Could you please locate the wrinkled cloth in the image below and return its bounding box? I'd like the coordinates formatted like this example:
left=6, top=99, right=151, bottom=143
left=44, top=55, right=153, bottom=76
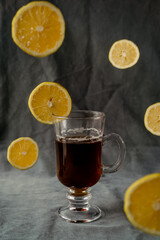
left=0, top=0, right=160, bottom=239
left=0, top=145, right=160, bottom=240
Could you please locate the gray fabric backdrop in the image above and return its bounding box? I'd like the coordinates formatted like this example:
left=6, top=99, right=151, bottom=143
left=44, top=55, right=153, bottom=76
left=0, top=0, right=160, bottom=239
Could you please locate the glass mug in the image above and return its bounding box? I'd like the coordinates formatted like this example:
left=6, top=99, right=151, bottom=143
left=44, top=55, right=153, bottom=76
left=54, top=110, right=126, bottom=223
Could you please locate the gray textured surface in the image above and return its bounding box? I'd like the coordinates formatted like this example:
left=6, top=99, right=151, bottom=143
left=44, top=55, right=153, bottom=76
left=1, top=0, right=160, bottom=239
left=0, top=146, right=160, bottom=240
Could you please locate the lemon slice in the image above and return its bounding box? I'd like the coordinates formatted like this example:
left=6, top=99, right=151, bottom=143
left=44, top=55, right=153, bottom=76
left=7, top=137, right=39, bottom=170
left=28, top=82, right=72, bottom=124
left=12, top=1, right=65, bottom=57
left=124, top=173, right=160, bottom=236
left=108, top=39, right=140, bottom=69
left=144, top=102, right=160, bottom=136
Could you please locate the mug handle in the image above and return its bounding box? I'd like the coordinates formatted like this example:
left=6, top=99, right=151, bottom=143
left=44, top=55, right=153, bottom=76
left=102, top=133, right=126, bottom=173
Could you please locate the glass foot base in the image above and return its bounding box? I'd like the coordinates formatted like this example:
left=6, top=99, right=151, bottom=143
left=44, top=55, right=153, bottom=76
left=58, top=205, right=101, bottom=223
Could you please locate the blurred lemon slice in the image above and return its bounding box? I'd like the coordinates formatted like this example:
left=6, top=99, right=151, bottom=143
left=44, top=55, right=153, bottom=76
left=144, top=102, right=160, bottom=136
left=109, top=39, right=140, bottom=69
left=124, top=173, right=160, bottom=236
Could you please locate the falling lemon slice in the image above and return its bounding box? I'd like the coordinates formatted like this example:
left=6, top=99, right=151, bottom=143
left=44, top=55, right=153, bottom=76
left=144, top=102, right=160, bottom=136
left=108, top=39, right=140, bottom=69
left=7, top=137, right=39, bottom=170
left=28, top=82, right=72, bottom=124
left=11, top=1, right=65, bottom=57
left=124, top=173, right=160, bottom=236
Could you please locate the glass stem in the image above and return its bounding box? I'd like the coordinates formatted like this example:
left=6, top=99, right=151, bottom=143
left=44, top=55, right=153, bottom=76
left=67, top=188, right=92, bottom=211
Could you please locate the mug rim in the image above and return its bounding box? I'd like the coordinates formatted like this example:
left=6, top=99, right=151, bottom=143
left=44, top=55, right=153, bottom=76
left=54, top=110, right=105, bottom=120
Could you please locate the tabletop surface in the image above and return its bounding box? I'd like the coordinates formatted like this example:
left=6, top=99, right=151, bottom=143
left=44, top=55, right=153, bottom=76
left=0, top=144, right=160, bottom=240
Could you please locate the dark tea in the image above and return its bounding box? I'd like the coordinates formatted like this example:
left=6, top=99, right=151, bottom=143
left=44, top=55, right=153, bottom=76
left=56, top=136, right=103, bottom=189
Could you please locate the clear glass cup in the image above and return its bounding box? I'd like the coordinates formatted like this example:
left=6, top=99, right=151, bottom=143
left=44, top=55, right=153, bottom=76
left=54, top=110, right=126, bottom=223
